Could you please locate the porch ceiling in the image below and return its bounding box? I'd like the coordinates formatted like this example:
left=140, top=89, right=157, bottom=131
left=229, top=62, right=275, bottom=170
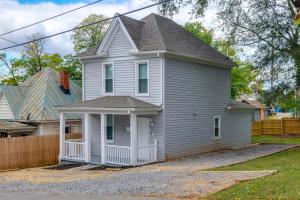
left=57, top=96, right=161, bottom=113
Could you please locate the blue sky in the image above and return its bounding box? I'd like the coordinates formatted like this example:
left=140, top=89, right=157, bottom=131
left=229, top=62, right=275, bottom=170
left=18, top=0, right=88, bottom=3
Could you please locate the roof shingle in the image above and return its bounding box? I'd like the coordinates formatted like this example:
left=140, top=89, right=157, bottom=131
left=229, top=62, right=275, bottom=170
left=79, top=13, right=234, bottom=66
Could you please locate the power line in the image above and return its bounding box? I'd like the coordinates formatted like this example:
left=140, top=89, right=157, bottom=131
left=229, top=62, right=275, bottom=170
left=0, top=0, right=170, bottom=51
left=0, top=0, right=104, bottom=37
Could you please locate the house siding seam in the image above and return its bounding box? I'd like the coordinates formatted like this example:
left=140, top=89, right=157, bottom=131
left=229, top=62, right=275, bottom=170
left=164, top=57, right=251, bottom=159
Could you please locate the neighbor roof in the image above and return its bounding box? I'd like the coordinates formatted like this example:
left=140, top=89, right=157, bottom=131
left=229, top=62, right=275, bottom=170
left=79, top=13, right=234, bottom=67
left=0, top=68, right=82, bottom=122
left=0, top=120, right=37, bottom=133
left=226, top=100, right=256, bottom=110
left=58, top=96, right=161, bottom=111
left=241, top=99, right=265, bottom=109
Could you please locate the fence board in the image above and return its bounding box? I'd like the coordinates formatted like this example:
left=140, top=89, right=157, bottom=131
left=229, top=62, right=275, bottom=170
left=252, top=118, right=300, bottom=135
left=0, top=133, right=80, bottom=171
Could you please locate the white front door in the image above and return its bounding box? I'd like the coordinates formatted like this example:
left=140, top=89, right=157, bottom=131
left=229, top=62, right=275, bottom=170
left=137, top=118, right=150, bottom=147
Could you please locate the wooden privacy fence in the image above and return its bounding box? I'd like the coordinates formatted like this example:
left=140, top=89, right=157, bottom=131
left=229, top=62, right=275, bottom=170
left=252, top=118, right=300, bottom=135
left=0, top=133, right=82, bottom=171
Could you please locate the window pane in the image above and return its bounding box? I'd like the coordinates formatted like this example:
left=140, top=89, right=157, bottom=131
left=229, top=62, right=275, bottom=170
left=107, top=114, right=113, bottom=126
left=105, top=65, right=113, bottom=79
left=215, top=118, right=219, bottom=128
left=105, top=79, right=113, bottom=93
left=139, top=79, right=148, bottom=93
left=107, top=126, right=113, bottom=140
left=139, top=63, right=148, bottom=79
left=215, top=128, right=219, bottom=137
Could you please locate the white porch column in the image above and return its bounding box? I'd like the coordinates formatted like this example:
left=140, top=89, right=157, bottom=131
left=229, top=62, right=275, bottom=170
left=130, top=113, right=137, bottom=166
left=84, top=113, right=91, bottom=162
left=59, top=112, right=65, bottom=162
left=100, top=113, right=106, bottom=164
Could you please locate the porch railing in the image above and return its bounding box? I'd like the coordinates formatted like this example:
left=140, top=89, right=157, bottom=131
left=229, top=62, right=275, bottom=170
left=137, top=140, right=158, bottom=165
left=63, top=140, right=85, bottom=161
left=105, top=145, right=131, bottom=166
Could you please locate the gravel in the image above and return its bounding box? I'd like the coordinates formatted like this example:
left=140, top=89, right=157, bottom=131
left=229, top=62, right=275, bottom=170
left=0, top=144, right=295, bottom=199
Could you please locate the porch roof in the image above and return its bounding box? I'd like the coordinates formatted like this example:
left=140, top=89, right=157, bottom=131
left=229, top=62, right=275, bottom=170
left=57, top=96, right=162, bottom=113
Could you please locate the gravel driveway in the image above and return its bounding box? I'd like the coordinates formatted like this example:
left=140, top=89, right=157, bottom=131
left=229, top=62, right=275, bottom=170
left=0, top=144, right=296, bottom=199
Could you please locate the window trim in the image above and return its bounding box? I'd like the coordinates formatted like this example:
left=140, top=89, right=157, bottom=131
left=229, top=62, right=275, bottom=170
left=102, top=62, right=114, bottom=95
left=106, top=114, right=114, bottom=144
left=135, top=60, right=150, bottom=96
left=213, top=115, right=221, bottom=139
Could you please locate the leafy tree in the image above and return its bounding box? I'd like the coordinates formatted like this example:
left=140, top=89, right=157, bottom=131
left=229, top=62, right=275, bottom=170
left=184, top=22, right=259, bottom=99
left=71, top=14, right=109, bottom=53
left=0, top=53, right=25, bottom=85
left=217, top=0, right=300, bottom=97
left=262, top=83, right=298, bottom=112
left=184, top=22, right=213, bottom=45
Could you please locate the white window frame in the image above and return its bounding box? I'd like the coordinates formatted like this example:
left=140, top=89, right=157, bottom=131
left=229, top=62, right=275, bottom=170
left=102, top=62, right=114, bottom=95
left=214, top=115, right=221, bottom=139
left=135, top=60, right=150, bottom=96
left=106, top=114, right=114, bottom=144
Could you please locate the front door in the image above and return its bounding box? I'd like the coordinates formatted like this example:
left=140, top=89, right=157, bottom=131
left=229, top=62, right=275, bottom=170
left=137, top=118, right=150, bottom=147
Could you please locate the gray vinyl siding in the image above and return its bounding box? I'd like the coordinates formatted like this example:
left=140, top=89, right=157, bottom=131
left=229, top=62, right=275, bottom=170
left=107, top=24, right=133, bottom=57
left=84, top=61, right=101, bottom=101
left=164, top=58, right=251, bottom=159
left=90, top=114, right=101, bottom=156
left=83, top=58, right=162, bottom=106
left=114, top=115, right=130, bottom=146
left=149, top=111, right=165, bottom=161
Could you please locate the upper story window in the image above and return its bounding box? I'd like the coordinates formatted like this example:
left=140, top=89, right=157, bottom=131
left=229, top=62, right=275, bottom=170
left=103, top=63, right=114, bottom=94
left=214, top=116, right=221, bottom=139
left=136, top=61, right=149, bottom=96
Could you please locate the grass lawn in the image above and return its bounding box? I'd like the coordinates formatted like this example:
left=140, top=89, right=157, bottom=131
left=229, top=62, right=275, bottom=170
left=252, top=135, right=300, bottom=144
left=205, top=135, right=300, bottom=200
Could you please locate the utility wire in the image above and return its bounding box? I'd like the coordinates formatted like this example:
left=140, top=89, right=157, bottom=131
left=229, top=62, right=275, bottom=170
left=0, top=0, right=170, bottom=51
left=0, top=0, right=104, bottom=37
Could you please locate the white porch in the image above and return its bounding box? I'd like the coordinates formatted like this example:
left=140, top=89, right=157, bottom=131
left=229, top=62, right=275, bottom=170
left=59, top=112, right=158, bottom=166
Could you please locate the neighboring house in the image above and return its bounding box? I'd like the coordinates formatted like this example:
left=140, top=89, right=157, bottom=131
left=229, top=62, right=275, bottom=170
left=0, top=68, right=82, bottom=137
left=58, top=13, right=255, bottom=166
left=241, top=99, right=266, bottom=121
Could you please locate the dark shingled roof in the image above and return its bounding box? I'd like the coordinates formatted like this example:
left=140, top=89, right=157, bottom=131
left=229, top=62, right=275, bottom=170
left=79, top=13, right=235, bottom=66
left=61, top=96, right=161, bottom=110
left=226, top=100, right=256, bottom=110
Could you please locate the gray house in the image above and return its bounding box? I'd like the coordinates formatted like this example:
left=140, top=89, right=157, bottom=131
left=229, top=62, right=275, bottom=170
left=58, top=13, right=254, bottom=166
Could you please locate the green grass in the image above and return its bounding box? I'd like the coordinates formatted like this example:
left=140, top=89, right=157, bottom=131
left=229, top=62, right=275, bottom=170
left=252, top=135, right=300, bottom=144
left=205, top=135, right=300, bottom=200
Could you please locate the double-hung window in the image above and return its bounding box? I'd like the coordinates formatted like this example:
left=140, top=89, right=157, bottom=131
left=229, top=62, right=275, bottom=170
left=136, top=61, right=149, bottom=95
left=106, top=114, right=114, bottom=143
left=214, top=116, right=221, bottom=139
left=103, top=63, right=114, bottom=94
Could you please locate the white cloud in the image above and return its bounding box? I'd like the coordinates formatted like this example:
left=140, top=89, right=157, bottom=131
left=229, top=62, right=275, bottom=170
left=0, top=0, right=218, bottom=56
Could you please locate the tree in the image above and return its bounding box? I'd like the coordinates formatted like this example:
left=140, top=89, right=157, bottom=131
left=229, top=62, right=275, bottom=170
left=217, top=0, right=300, bottom=97
left=0, top=53, right=24, bottom=86
left=184, top=22, right=213, bottom=45
left=262, top=82, right=298, bottom=112
left=184, top=22, right=259, bottom=99
left=71, top=14, right=109, bottom=53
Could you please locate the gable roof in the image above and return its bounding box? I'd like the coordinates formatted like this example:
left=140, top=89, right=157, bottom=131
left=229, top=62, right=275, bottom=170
left=79, top=13, right=234, bottom=67
left=0, top=68, right=82, bottom=122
